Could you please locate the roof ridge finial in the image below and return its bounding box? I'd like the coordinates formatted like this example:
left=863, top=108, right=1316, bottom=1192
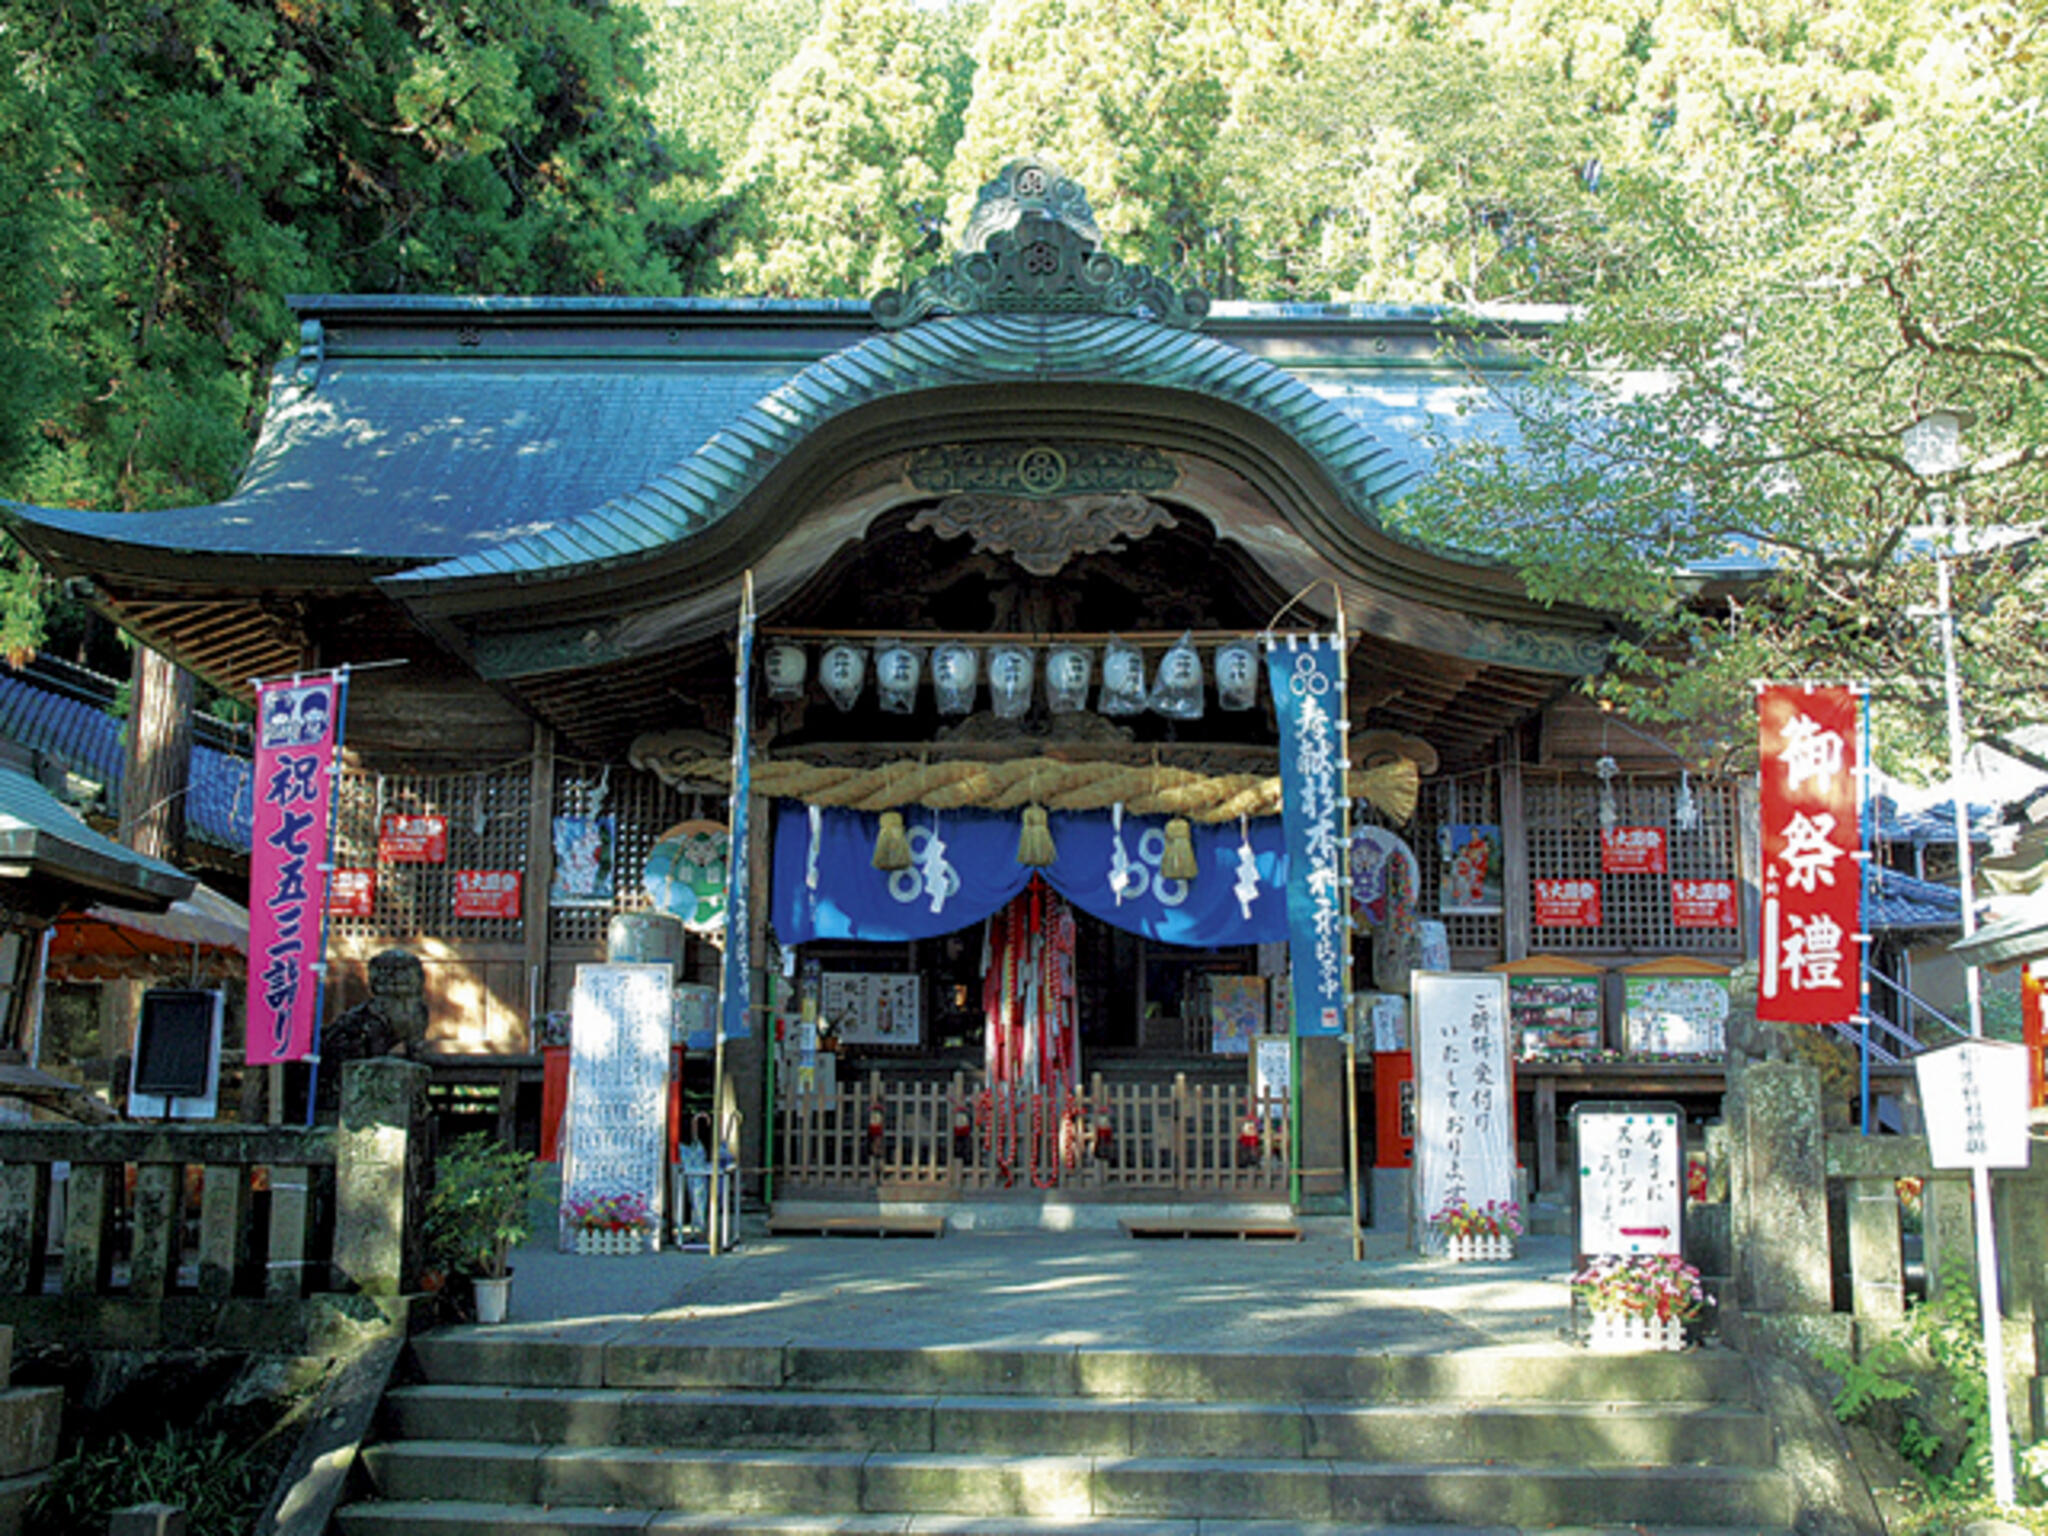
left=871, top=155, right=1208, bottom=331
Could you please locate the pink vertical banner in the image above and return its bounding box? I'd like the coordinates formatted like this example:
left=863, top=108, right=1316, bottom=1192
left=247, top=673, right=343, bottom=1064
left=1757, top=684, right=1861, bottom=1024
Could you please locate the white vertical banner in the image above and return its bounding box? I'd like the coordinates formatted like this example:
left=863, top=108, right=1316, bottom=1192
left=1411, top=971, right=1514, bottom=1247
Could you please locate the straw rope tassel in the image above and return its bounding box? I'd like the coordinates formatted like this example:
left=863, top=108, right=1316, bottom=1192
left=872, top=809, right=912, bottom=869
left=1160, top=817, right=1199, bottom=880
left=1017, top=805, right=1056, bottom=866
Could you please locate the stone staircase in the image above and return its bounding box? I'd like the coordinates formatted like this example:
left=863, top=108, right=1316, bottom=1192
left=335, top=1335, right=1800, bottom=1534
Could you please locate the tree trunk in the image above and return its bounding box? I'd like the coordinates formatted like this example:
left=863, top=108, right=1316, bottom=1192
left=119, top=645, right=196, bottom=867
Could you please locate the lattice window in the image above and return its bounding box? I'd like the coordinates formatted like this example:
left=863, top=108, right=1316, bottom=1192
left=1523, top=772, right=1742, bottom=955
left=546, top=760, right=690, bottom=947
left=329, top=760, right=533, bottom=945
left=1388, top=771, right=1507, bottom=954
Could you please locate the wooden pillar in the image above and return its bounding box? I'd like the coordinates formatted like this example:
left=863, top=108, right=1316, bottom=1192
left=1499, top=752, right=1530, bottom=963
left=524, top=724, right=556, bottom=1035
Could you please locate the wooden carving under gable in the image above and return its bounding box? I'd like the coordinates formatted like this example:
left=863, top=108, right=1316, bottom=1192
left=909, top=492, right=1177, bottom=576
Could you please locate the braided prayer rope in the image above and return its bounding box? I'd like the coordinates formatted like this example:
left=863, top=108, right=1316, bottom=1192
left=639, top=752, right=1418, bottom=823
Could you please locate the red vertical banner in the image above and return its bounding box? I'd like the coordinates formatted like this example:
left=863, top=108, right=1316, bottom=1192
left=2024, top=964, right=2044, bottom=1109
left=248, top=673, right=343, bottom=1063
left=1756, top=685, right=1860, bottom=1024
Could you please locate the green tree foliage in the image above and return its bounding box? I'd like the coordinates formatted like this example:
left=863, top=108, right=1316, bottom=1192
left=1393, top=5, right=2048, bottom=758
left=717, top=0, right=972, bottom=297
left=0, top=0, right=708, bottom=657
left=637, top=0, right=822, bottom=166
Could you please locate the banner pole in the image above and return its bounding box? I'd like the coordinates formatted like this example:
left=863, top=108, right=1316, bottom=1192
left=709, top=572, right=756, bottom=1257
left=1333, top=593, right=1363, bottom=1260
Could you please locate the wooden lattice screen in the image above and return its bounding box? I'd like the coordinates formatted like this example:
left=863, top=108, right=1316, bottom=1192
left=547, top=759, right=692, bottom=948
left=1357, top=771, right=1506, bottom=955
left=1523, top=772, right=1742, bottom=955
left=325, top=756, right=690, bottom=947
left=329, top=760, right=534, bottom=944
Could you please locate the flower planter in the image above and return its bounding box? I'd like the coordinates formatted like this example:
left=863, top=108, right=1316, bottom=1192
left=1586, top=1313, right=1687, bottom=1352
left=1444, top=1233, right=1515, bottom=1263
left=472, top=1275, right=512, bottom=1324
left=574, top=1226, right=650, bottom=1257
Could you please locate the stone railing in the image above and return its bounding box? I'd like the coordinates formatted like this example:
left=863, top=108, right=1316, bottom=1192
left=1723, top=1059, right=2048, bottom=1442
left=0, top=1058, right=430, bottom=1350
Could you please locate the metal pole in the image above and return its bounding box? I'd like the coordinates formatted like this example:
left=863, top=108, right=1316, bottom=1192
left=1935, top=533, right=2016, bottom=1508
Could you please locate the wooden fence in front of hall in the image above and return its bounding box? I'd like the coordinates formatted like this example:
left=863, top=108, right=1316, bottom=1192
left=773, top=1071, right=1290, bottom=1198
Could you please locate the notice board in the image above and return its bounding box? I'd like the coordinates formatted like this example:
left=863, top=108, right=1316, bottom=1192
left=1571, top=1100, right=1684, bottom=1260
left=1411, top=971, right=1514, bottom=1245
left=559, top=963, right=673, bottom=1249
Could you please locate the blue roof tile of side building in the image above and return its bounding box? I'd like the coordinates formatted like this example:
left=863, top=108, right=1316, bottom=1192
left=0, top=670, right=253, bottom=855
left=1863, top=864, right=1962, bottom=931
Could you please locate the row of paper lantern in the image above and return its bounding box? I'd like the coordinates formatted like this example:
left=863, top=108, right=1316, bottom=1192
left=762, top=635, right=1262, bottom=719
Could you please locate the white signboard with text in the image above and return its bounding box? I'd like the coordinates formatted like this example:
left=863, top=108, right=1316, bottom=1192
left=1410, top=971, right=1514, bottom=1247
left=1571, top=1101, right=1685, bottom=1260
left=560, top=963, right=672, bottom=1249
left=1915, top=1038, right=2031, bottom=1170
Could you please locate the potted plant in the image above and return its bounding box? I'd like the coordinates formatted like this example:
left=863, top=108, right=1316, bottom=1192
left=565, top=1190, right=655, bottom=1256
left=1571, top=1253, right=1710, bottom=1350
left=424, top=1133, right=535, bottom=1323
left=1429, top=1198, right=1522, bottom=1261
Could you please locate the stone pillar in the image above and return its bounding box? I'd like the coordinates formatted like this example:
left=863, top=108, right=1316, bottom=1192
left=1728, top=1061, right=1830, bottom=1313
left=1297, top=1036, right=1347, bottom=1208
left=333, top=1057, right=431, bottom=1299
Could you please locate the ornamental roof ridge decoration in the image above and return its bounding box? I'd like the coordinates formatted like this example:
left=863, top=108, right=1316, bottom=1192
left=871, top=156, right=1210, bottom=332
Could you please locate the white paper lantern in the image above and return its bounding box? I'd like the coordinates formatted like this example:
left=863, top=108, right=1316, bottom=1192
left=931, top=643, right=980, bottom=714
left=873, top=639, right=922, bottom=715
left=988, top=645, right=1036, bottom=720
left=1099, top=637, right=1146, bottom=715
left=1045, top=646, right=1092, bottom=713
left=819, top=643, right=866, bottom=712
left=762, top=642, right=808, bottom=700
left=1150, top=632, right=1205, bottom=719
left=1214, top=639, right=1258, bottom=711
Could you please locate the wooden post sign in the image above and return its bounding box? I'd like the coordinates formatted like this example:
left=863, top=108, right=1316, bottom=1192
left=1570, top=1101, right=1684, bottom=1261
left=560, top=963, right=673, bottom=1250
left=1411, top=972, right=1513, bottom=1247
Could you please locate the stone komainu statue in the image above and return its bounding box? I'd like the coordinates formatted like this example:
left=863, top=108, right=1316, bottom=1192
left=316, top=948, right=429, bottom=1114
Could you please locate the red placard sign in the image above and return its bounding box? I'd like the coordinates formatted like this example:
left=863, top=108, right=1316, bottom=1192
left=329, top=869, right=377, bottom=917
left=1757, top=685, right=1860, bottom=1024
left=379, top=813, right=448, bottom=864
left=453, top=869, right=522, bottom=920
left=1671, top=877, right=1736, bottom=929
left=1601, top=826, right=1667, bottom=875
left=1533, top=877, right=1603, bottom=927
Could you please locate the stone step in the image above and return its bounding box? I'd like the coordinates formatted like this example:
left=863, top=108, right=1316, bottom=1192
left=359, top=1443, right=1797, bottom=1528
left=336, top=1505, right=1798, bottom=1536
left=408, top=1338, right=1759, bottom=1406
left=382, top=1383, right=1774, bottom=1466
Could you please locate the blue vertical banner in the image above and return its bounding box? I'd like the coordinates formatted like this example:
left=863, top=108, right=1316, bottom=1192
left=719, top=575, right=755, bottom=1044
left=1267, top=634, right=1347, bottom=1037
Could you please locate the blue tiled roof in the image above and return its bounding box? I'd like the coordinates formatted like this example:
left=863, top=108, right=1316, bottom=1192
left=1871, top=794, right=1998, bottom=846
left=0, top=672, right=253, bottom=854
left=1863, top=864, right=1961, bottom=931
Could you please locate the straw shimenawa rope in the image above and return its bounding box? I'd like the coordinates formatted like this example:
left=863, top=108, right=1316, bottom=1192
left=639, top=753, right=1419, bottom=823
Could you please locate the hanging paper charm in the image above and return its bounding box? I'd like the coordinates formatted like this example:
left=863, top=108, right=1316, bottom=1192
left=1150, top=632, right=1205, bottom=719
left=820, top=644, right=866, bottom=712
left=873, top=639, right=922, bottom=715
left=1109, top=802, right=1135, bottom=904
left=1045, top=645, right=1092, bottom=713
left=1233, top=815, right=1262, bottom=921
left=931, top=643, right=980, bottom=714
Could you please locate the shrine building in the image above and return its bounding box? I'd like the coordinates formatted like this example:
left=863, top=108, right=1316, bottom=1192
left=1, top=158, right=1760, bottom=1224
